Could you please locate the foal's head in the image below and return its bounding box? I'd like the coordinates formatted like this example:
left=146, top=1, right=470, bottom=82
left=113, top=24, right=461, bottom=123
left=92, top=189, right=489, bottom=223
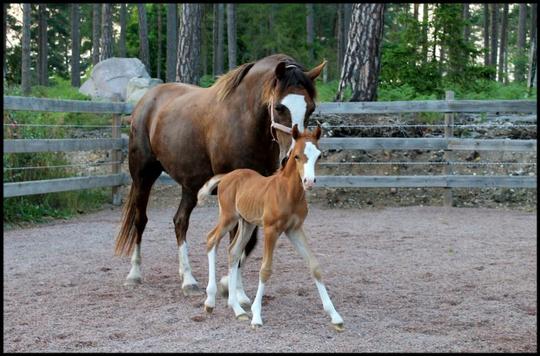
left=267, top=57, right=327, bottom=163
left=288, top=124, right=322, bottom=191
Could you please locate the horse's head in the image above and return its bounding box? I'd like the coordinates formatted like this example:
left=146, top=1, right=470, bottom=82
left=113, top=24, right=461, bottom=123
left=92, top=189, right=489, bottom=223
left=288, top=124, right=322, bottom=191
left=268, top=59, right=326, bottom=164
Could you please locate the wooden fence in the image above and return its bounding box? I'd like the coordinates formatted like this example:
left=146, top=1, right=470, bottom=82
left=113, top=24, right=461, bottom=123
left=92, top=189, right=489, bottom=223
left=3, top=95, right=537, bottom=207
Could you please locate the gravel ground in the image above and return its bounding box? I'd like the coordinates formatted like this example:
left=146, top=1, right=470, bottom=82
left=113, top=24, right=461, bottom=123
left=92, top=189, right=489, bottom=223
left=3, top=196, right=537, bottom=352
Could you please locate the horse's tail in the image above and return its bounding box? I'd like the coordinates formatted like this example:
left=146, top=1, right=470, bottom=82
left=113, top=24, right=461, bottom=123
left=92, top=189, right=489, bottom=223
left=197, top=174, right=226, bottom=205
left=114, top=184, right=139, bottom=257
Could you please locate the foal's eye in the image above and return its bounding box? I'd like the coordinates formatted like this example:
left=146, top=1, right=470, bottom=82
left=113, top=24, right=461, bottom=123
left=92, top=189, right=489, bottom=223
left=294, top=155, right=299, bottom=160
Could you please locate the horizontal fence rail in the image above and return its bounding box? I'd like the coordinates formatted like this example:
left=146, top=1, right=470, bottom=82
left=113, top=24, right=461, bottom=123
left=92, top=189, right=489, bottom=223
left=316, top=100, right=537, bottom=114
left=4, top=138, right=128, bottom=153
left=3, top=174, right=127, bottom=198
left=3, top=95, right=537, bottom=198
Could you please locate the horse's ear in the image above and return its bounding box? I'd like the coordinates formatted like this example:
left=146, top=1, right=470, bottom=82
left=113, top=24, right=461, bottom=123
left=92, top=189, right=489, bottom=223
left=292, top=124, right=300, bottom=140
left=275, top=61, right=287, bottom=79
left=314, top=124, right=322, bottom=140
left=305, top=60, right=327, bottom=81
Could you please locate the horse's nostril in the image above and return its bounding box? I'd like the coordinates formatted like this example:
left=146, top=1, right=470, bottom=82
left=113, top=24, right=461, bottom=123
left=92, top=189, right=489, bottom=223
left=303, top=178, right=307, bottom=183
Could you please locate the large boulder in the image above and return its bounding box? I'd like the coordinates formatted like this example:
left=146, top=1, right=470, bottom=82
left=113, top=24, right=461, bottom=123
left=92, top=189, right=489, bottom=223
left=79, top=57, right=150, bottom=101
left=126, top=77, right=163, bottom=104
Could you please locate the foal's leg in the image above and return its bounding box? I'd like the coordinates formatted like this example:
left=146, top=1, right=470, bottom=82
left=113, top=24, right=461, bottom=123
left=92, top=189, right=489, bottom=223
left=227, top=219, right=256, bottom=320
left=286, top=227, right=344, bottom=331
left=220, top=226, right=252, bottom=306
left=204, top=215, right=238, bottom=313
left=250, top=226, right=280, bottom=328
left=173, top=188, right=201, bottom=296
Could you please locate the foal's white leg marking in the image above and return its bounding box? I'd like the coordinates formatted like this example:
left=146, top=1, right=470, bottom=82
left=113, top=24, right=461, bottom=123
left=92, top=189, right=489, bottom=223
left=315, top=279, right=343, bottom=325
left=228, top=260, right=248, bottom=318
left=178, top=242, right=198, bottom=288
left=250, top=279, right=265, bottom=327
left=204, top=247, right=217, bottom=311
left=125, top=243, right=142, bottom=283
left=236, top=258, right=251, bottom=306
left=281, top=94, right=307, bottom=131
left=286, top=228, right=343, bottom=327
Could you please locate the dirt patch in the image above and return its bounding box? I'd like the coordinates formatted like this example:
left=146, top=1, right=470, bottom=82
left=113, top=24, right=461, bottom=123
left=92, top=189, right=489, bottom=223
left=3, top=199, right=536, bottom=352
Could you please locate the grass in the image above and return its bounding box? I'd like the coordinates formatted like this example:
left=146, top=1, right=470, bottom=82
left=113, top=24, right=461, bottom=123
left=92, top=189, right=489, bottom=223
left=3, top=76, right=114, bottom=227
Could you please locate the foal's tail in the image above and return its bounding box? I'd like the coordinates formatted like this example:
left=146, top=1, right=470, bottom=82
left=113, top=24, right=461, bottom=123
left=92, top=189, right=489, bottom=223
left=114, top=184, right=138, bottom=256
left=197, top=174, right=226, bottom=205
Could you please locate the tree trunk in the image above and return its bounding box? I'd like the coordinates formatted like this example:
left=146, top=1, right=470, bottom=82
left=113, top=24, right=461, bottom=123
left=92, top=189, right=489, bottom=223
left=138, top=4, right=150, bottom=74
left=337, top=4, right=344, bottom=72
left=21, top=3, right=31, bottom=95
left=306, top=4, right=314, bottom=63
left=71, top=4, right=80, bottom=87
left=497, top=3, right=508, bottom=83
left=483, top=4, right=489, bottom=66
left=531, top=4, right=537, bottom=49
left=3, top=3, right=7, bottom=81
left=157, top=4, right=162, bottom=79
left=227, top=3, right=237, bottom=70
left=413, top=3, right=419, bottom=20
left=166, top=3, right=177, bottom=82
left=422, top=3, right=429, bottom=63
left=212, top=4, right=224, bottom=76
left=527, top=29, right=537, bottom=90
left=336, top=3, right=385, bottom=102
left=177, top=3, right=202, bottom=84
left=463, top=3, right=470, bottom=43
left=101, top=4, right=113, bottom=61
left=38, top=4, right=48, bottom=86
left=92, top=4, right=101, bottom=65
left=489, top=3, right=498, bottom=76
left=516, top=3, right=527, bottom=81
left=119, top=4, right=127, bottom=57
left=217, top=3, right=224, bottom=75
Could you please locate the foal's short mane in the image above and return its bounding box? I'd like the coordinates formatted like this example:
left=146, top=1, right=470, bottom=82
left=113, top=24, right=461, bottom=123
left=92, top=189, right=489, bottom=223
left=213, top=54, right=317, bottom=104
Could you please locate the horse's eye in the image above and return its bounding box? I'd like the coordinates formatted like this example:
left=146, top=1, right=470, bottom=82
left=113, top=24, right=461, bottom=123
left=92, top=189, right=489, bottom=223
left=275, top=104, right=286, bottom=113
left=294, top=155, right=299, bottom=160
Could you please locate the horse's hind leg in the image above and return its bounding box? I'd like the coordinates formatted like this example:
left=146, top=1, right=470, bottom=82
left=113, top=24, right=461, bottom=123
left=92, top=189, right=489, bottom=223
left=123, top=163, right=162, bottom=285
left=173, top=187, right=202, bottom=296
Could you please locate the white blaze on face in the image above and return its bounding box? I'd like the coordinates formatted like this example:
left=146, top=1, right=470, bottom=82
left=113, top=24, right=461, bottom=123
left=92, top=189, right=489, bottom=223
left=302, top=142, right=321, bottom=189
left=280, top=94, right=307, bottom=131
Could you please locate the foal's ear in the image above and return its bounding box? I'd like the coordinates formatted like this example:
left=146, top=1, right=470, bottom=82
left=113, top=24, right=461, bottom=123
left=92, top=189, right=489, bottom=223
left=305, top=60, right=327, bottom=81
left=275, top=61, right=287, bottom=80
left=292, top=124, right=300, bottom=140
left=314, top=124, right=322, bottom=140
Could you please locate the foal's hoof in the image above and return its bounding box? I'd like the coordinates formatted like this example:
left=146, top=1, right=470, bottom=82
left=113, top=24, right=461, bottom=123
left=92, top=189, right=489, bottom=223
left=236, top=313, right=250, bottom=321
left=250, top=323, right=262, bottom=330
left=240, top=300, right=252, bottom=308
left=124, top=277, right=142, bottom=286
left=218, top=282, right=228, bottom=298
left=182, top=284, right=202, bottom=297
left=204, top=305, right=214, bottom=314
left=332, top=323, right=345, bottom=332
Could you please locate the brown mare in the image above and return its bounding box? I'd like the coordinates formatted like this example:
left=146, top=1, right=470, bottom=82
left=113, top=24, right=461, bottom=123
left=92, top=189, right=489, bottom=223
left=114, top=54, right=327, bottom=299
left=198, top=125, right=344, bottom=331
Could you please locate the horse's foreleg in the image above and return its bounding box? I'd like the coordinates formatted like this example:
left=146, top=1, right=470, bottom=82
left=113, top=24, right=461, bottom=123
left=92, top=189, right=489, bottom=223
left=286, top=227, right=344, bottom=331
left=227, top=219, right=255, bottom=320
left=174, top=189, right=200, bottom=296
left=250, top=226, right=279, bottom=328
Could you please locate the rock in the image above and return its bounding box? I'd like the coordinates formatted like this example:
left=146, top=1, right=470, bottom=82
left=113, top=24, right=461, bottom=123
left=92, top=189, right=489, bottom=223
left=79, top=57, right=150, bottom=101
left=126, top=77, right=163, bottom=104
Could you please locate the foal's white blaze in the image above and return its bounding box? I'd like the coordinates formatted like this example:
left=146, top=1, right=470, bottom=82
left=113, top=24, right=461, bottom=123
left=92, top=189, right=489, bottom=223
left=178, top=242, right=198, bottom=287
left=281, top=94, right=307, bottom=131
left=302, top=142, right=321, bottom=189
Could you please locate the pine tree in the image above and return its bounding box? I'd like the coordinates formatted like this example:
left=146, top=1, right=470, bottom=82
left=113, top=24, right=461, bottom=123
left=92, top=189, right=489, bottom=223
left=118, top=4, right=127, bottom=57
left=227, top=4, right=237, bottom=70
left=177, top=4, right=202, bottom=84
left=166, top=3, right=177, bottom=82
left=92, top=4, right=101, bottom=65
left=497, top=4, right=508, bottom=83
left=21, top=3, right=31, bottom=95
left=336, top=4, right=385, bottom=101
left=71, top=4, right=80, bottom=87
left=101, top=4, right=113, bottom=61
left=37, top=4, right=48, bottom=86
left=138, top=4, right=150, bottom=73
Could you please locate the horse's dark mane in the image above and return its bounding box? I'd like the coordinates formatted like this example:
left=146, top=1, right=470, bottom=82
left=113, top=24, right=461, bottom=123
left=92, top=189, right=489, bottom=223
left=214, top=54, right=316, bottom=103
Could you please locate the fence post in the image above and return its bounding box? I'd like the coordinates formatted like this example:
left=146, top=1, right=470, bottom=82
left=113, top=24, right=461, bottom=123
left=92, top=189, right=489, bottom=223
left=111, top=95, right=123, bottom=206
left=443, top=90, right=454, bottom=207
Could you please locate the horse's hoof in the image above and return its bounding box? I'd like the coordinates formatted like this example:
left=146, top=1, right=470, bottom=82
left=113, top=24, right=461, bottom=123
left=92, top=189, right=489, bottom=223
left=204, top=305, right=214, bottom=314
left=332, top=323, right=345, bottom=332
left=239, top=299, right=252, bottom=308
left=182, top=284, right=202, bottom=297
left=124, top=277, right=142, bottom=286
left=236, top=313, right=250, bottom=321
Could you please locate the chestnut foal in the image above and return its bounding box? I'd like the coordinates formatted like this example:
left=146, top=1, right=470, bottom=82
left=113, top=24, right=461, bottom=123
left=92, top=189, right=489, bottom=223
left=198, top=125, right=344, bottom=331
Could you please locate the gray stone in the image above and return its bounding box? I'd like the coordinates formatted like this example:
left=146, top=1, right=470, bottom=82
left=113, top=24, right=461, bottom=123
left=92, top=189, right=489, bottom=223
left=79, top=57, right=150, bottom=101
left=126, top=77, right=163, bottom=104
